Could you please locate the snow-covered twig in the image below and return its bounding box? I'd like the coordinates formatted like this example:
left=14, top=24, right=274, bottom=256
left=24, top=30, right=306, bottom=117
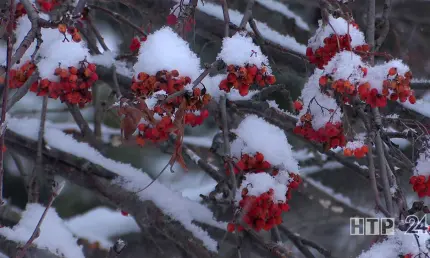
left=15, top=183, right=63, bottom=258
left=239, top=0, right=255, bottom=29
left=182, top=143, right=224, bottom=182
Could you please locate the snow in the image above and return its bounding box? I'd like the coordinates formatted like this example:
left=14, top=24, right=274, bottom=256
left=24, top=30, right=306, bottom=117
left=194, top=1, right=306, bottom=55
left=357, top=230, right=430, bottom=258
left=231, top=115, right=299, bottom=173
left=0, top=203, right=85, bottom=258
left=65, top=207, right=140, bottom=249
left=322, top=51, right=366, bottom=83
left=255, top=0, right=310, bottom=31
left=7, top=116, right=225, bottom=252
left=218, top=32, right=270, bottom=70
left=237, top=173, right=288, bottom=202
left=300, top=161, right=343, bottom=175
left=297, top=70, right=342, bottom=130
left=308, top=15, right=365, bottom=51
left=414, top=137, right=430, bottom=177
left=304, top=177, right=375, bottom=217
left=12, top=16, right=89, bottom=80
left=133, top=27, right=202, bottom=81
left=345, top=140, right=365, bottom=150
left=364, top=59, right=410, bottom=92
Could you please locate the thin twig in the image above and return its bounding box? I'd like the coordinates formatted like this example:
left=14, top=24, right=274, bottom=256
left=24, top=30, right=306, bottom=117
left=220, top=0, right=230, bottom=37
left=366, top=0, right=376, bottom=64
left=88, top=4, right=147, bottom=37
left=239, top=0, right=255, bottom=29
left=28, top=95, right=48, bottom=203
left=15, top=181, right=65, bottom=258
left=0, top=0, right=16, bottom=206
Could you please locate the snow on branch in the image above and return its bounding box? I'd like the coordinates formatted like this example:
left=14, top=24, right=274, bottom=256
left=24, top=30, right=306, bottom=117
left=65, top=207, right=140, bottom=249
left=191, top=1, right=306, bottom=55
left=6, top=116, right=225, bottom=252
left=0, top=203, right=85, bottom=258
left=255, top=0, right=310, bottom=31
left=357, top=230, right=429, bottom=258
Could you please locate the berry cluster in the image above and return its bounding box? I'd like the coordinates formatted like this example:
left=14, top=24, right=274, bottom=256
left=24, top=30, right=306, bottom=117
left=382, top=68, right=415, bottom=104
left=58, top=24, right=82, bottom=43
left=306, top=34, right=370, bottom=69
left=131, top=70, right=212, bottom=146
left=343, top=145, right=368, bottom=158
left=136, top=116, right=175, bottom=146
left=219, top=64, right=276, bottom=96
left=293, top=100, right=303, bottom=111
left=409, top=175, right=430, bottom=198
left=225, top=152, right=273, bottom=175
left=227, top=152, right=300, bottom=232
left=30, top=61, right=98, bottom=107
left=294, top=114, right=346, bottom=149
left=1, top=61, right=37, bottom=89
left=129, top=36, right=147, bottom=53
left=14, top=3, right=27, bottom=22
left=227, top=188, right=289, bottom=232
left=37, top=0, right=60, bottom=12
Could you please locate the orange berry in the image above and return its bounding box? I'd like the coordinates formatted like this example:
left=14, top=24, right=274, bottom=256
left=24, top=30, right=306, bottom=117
left=409, top=95, right=416, bottom=104
left=319, top=76, right=328, bottom=86
left=361, top=145, right=368, bottom=153
left=72, top=33, right=82, bottom=43
left=343, top=148, right=352, bottom=156
left=136, top=136, right=145, bottom=146
left=59, top=69, right=68, bottom=79
left=69, top=74, right=78, bottom=83
left=388, top=67, right=397, bottom=76
left=58, top=24, right=67, bottom=34
left=69, top=66, right=78, bottom=75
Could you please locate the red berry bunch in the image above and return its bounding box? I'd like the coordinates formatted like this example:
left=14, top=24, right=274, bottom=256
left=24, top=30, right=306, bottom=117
left=129, top=36, right=147, bottom=53
left=357, top=83, right=387, bottom=108
left=219, top=64, right=276, bottom=96
left=306, top=34, right=370, bottom=69
left=286, top=172, right=301, bottom=200
left=57, top=24, right=82, bottom=43
left=130, top=70, right=212, bottom=146
left=409, top=175, right=430, bottom=198
left=293, top=100, right=303, bottom=111
left=294, top=114, right=346, bottom=149
left=37, top=0, right=60, bottom=13
left=343, top=145, right=368, bottom=158
left=1, top=61, right=37, bottom=89
left=227, top=188, right=289, bottom=232
left=382, top=68, right=415, bottom=104
left=135, top=116, right=175, bottom=146
left=14, top=3, right=27, bottom=21
left=30, top=61, right=98, bottom=107
left=225, top=152, right=272, bottom=175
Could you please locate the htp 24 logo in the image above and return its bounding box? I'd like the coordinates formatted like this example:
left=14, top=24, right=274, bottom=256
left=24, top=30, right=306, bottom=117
left=350, top=215, right=429, bottom=235
left=402, top=215, right=430, bottom=234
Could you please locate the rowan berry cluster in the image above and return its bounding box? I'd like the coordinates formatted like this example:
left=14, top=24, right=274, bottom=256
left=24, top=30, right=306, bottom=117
left=343, top=144, right=368, bottom=158
left=294, top=114, right=346, bottom=149
left=30, top=61, right=98, bottom=107
left=409, top=175, right=430, bottom=198
left=14, top=3, right=27, bottom=21
left=225, top=152, right=272, bottom=175
left=57, top=24, right=82, bottom=43
left=306, top=34, right=370, bottom=69
left=131, top=70, right=212, bottom=146
left=129, top=36, right=147, bottom=53
left=37, top=0, right=59, bottom=13
left=1, top=61, right=37, bottom=89
left=226, top=152, right=300, bottom=232
left=219, top=64, right=276, bottom=96
left=383, top=68, right=415, bottom=103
